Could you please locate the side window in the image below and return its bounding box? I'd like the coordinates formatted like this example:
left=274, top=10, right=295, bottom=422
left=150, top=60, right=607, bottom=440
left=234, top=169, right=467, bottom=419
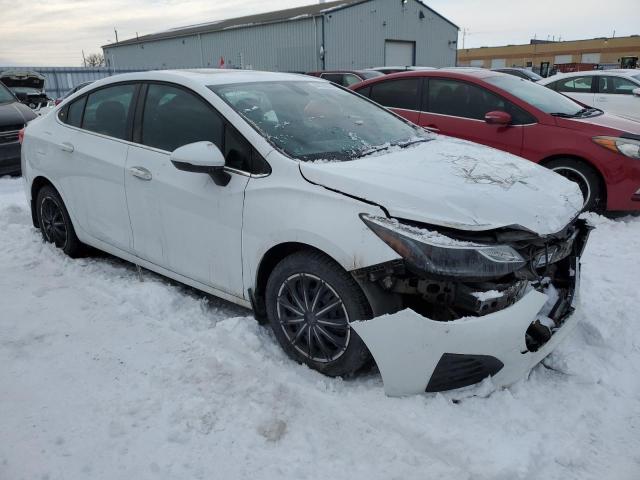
left=81, top=84, right=136, bottom=140
left=224, top=125, right=252, bottom=171
left=320, top=73, right=345, bottom=86
left=555, top=76, right=593, bottom=93
left=427, top=78, right=534, bottom=124
left=343, top=74, right=362, bottom=87
left=141, top=83, right=223, bottom=152
left=370, top=78, right=420, bottom=110
left=67, top=96, right=86, bottom=128
left=599, top=76, right=638, bottom=94
left=354, top=85, right=371, bottom=98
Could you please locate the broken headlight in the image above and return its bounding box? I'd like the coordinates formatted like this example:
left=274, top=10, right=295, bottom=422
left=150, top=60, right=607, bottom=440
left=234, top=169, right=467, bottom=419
left=361, top=215, right=526, bottom=278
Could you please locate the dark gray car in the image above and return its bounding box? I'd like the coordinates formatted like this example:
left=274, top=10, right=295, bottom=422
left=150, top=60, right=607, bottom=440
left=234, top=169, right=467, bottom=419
left=0, top=82, right=37, bottom=175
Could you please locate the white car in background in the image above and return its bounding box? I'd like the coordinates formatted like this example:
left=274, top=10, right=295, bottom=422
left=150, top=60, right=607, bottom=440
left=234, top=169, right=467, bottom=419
left=539, top=70, right=640, bottom=121
left=21, top=70, right=590, bottom=396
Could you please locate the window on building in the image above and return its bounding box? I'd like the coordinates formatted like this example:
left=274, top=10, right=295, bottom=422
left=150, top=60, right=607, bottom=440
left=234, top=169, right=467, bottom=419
left=82, top=84, right=137, bottom=140
left=370, top=78, right=420, bottom=110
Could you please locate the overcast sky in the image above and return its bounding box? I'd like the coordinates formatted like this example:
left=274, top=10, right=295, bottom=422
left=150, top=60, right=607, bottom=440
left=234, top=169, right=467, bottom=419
left=0, top=0, right=637, bottom=66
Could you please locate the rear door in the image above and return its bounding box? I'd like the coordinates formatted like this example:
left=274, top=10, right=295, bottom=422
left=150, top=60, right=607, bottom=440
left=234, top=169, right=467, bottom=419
left=124, top=82, right=253, bottom=296
left=368, top=77, right=422, bottom=124
left=549, top=75, right=595, bottom=106
left=419, top=78, right=529, bottom=156
left=55, top=83, right=138, bottom=252
left=594, top=76, right=640, bottom=120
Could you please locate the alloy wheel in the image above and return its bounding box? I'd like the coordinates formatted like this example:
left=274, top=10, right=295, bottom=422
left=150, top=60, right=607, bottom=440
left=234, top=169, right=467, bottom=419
left=40, top=197, right=68, bottom=248
left=276, top=273, right=351, bottom=363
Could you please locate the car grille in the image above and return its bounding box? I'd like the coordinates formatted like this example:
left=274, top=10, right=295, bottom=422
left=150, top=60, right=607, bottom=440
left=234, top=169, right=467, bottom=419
left=0, top=124, right=23, bottom=144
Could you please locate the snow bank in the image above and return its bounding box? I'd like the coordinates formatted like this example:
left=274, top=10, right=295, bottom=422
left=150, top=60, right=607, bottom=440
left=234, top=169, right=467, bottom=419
left=0, top=177, right=639, bottom=479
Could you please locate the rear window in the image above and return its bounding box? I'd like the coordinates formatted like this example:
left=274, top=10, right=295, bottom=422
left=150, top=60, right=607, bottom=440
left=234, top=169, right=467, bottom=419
left=369, top=78, right=420, bottom=110
left=82, top=84, right=136, bottom=140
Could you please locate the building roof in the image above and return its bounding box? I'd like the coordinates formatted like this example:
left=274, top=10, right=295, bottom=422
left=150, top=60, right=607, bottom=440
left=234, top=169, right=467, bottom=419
left=103, top=0, right=457, bottom=49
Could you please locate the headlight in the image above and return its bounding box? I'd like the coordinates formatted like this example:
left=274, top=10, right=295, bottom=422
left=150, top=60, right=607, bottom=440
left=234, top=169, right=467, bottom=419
left=592, top=136, right=640, bottom=159
left=361, top=215, right=526, bottom=278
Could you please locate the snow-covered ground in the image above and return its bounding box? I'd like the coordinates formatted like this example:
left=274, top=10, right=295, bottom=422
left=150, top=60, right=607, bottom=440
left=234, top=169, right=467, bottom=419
left=1, top=175, right=639, bottom=480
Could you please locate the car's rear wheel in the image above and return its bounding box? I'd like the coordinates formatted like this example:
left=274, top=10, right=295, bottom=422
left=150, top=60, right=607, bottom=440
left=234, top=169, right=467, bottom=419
left=545, top=158, right=604, bottom=212
left=265, top=250, right=372, bottom=377
left=36, top=185, right=83, bottom=257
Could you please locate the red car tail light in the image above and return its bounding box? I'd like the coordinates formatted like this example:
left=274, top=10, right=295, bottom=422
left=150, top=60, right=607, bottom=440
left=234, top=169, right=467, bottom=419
left=18, top=128, right=25, bottom=144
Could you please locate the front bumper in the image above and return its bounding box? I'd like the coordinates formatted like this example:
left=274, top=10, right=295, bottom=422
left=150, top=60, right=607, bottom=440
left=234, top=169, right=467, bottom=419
left=351, top=285, right=580, bottom=396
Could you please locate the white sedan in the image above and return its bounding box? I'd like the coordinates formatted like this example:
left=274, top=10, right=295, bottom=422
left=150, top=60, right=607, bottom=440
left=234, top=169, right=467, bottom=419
left=539, top=69, right=640, bottom=121
left=21, top=69, right=590, bottom=396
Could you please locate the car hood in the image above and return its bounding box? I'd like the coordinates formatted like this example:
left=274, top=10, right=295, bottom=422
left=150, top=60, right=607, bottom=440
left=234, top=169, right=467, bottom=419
left=299, top=136, right=583, bottom=236
left=0, top=70, right=45, bottom=91
left=0, top=100, right=37, bottom=125
left=556, top=112, right=640, bottom=135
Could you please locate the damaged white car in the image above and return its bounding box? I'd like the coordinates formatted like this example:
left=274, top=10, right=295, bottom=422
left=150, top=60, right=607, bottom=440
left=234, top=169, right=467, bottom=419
left=21, top=70, right=591, bottom=396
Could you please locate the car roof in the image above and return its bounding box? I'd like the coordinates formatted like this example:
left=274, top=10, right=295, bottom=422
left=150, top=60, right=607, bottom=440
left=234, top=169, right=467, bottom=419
left=541, top=69, right=640, bottom=80
left=350, top=68, right=507, bottom=89
left=92, top=69, right=319, bottom=88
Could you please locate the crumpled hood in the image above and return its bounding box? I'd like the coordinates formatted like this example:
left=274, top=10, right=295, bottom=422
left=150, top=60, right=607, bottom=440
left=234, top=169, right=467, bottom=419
left=299, top=136, right=583, bottom=236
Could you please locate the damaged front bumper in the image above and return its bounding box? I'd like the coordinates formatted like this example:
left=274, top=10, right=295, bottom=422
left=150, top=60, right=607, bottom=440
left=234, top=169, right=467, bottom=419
left=351, top=285, right=578, bottom=396
left=350, top=219, right=591, bottom=397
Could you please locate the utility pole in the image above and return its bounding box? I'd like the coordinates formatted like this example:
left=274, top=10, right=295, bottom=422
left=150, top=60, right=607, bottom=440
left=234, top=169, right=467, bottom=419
left=114, top=28, right=119, bottom=43
left=462, top=28, right=468, bottom=49
left=82, top=50, right=86, bottom=67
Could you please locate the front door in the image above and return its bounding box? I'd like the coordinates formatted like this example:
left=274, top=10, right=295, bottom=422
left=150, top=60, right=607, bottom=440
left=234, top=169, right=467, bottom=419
left=124, top=83, right=248, bottom=296
left=594, top=76, right=640, bottom=121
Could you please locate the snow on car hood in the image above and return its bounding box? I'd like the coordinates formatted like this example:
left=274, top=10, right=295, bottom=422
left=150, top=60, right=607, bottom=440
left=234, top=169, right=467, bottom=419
left=299, top=136, right=583, bottom=236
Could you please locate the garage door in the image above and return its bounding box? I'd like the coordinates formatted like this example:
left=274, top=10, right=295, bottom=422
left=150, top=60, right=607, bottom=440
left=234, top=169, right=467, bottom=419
left=385, top=40, right=415, bottom=66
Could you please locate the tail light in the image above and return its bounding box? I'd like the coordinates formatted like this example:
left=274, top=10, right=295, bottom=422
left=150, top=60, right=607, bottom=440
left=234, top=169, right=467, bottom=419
left=18, top=128, right=25, bottom=144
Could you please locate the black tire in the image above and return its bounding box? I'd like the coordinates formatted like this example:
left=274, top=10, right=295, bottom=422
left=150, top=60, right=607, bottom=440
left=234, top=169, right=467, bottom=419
left=265, top=250, right=372, bottom=377
left=545, top=158, right=604, bottom=212
left=35, top=185, right=83, bottom=258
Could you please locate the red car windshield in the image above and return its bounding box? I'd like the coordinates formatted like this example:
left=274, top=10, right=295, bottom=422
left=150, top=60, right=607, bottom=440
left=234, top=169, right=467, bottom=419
left=486, top=75, right=587, bottom=117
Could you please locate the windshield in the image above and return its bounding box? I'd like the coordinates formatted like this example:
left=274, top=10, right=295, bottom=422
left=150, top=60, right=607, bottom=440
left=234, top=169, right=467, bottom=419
left=0, top=83, right=15, bottom=103
left=210, top=81, right=430, bottom=161
left=486, top=75, right=586, bottom=116
left=633, top=74, right=640, bottom=83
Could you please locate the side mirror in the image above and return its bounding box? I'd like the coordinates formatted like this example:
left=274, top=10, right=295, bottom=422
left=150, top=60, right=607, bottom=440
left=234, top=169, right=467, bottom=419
left=170, top=141, right=230, bottom=186
left=484, top=111, right=512, bottom=125
left=632, top=88, right=640, bottom=97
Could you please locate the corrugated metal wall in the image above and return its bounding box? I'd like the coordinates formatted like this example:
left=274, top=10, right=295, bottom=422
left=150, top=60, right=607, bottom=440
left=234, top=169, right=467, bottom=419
left=0, top=66, right=145, bottom=99
left=105, top=18, right=321, bottom=72
left=324, top=0, right=457, bottom=69
left=102, top=0, right=457, bottom=72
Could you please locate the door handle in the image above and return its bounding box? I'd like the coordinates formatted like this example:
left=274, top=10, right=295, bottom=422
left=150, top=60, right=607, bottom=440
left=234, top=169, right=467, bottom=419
left=128, top=166, right=152, bottom=181
left=59, top=142, right=74, bottom=153
left=597, top=97, right=607, bottom=101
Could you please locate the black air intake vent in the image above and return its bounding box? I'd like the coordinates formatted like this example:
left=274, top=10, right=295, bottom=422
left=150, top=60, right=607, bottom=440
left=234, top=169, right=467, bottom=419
left=426, top=353, right=504, bottom=392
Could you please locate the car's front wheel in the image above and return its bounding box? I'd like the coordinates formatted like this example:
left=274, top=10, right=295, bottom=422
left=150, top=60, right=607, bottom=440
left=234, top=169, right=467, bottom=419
left=36, top=185, right=83, bottom=257
left=265, top=250, right=373, bottom=377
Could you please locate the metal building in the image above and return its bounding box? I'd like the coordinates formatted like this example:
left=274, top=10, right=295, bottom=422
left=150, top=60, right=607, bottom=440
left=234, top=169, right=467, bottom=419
left=102, top=0, right=458, bottom=72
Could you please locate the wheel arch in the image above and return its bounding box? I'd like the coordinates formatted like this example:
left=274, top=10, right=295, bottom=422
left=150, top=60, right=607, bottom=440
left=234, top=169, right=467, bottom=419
left=251, top=242, right=335, bottom=321
left=30, top=176, right=57, bottom=228
left=538, top=154, right=607, bottom=206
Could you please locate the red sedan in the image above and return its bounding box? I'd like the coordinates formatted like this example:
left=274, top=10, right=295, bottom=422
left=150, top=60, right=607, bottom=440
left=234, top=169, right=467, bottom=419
left=351, top=69, right=640, bottom=212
